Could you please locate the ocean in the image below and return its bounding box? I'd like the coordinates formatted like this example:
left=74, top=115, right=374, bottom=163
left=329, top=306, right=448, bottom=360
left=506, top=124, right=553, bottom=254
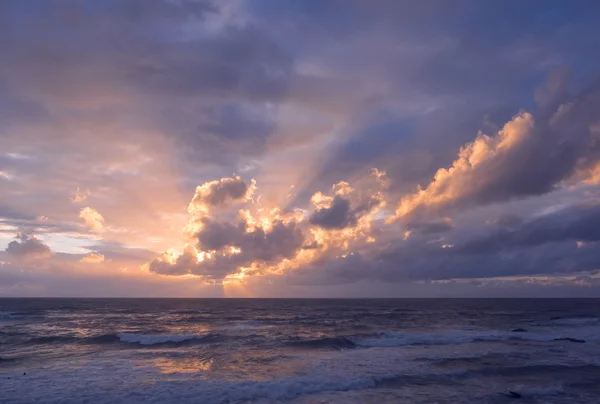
left=1, top=298, right=599, bottom=403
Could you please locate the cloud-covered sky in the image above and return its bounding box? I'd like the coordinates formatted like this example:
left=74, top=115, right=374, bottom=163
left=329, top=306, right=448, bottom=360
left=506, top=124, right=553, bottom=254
left=1, top=0, right=600, bottom=297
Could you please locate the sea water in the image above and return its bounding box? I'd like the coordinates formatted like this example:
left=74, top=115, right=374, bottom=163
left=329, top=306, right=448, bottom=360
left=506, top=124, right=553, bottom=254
left=1, top=298, right=599, bottom=403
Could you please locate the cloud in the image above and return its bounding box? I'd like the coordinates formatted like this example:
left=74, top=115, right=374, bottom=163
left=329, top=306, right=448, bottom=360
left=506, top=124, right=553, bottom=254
left=0, top=256, right=226, bottom=298
left=407, top=218, right=454, bottom=234
left=189, top=176, right=256, bottom=213
left=1, top=0, right=600, bottom=297
left=310, top=196, right=353, bottom=229
left=454, top=203, right=600, bottom=254
left=391, top=87, right=600, bottom=221
left=309, top=195, right=382, bottom=230
left=5, top=233, right=52, bottom=261
left=80, top=252, right=105, bottom=263
left=79, top=207, right=105, bottom=232
left=309, top=180, right=383, bottom=229
left=353, top=200, right=600, bottom=283
left=199, top=217, right=304, bottom=263
left=70, top=188, right=90, bottom=203
left=491, top=214, right=523, bottom=228
left=148, top=215, right=304, bottom=280
left=146, top=174, right=312, bottom=281
left=146, top=173, right=389, bottom=282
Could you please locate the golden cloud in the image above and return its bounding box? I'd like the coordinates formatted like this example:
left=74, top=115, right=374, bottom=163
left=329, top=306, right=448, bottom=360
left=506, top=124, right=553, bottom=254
left=80, top=207, right=105, bottom=232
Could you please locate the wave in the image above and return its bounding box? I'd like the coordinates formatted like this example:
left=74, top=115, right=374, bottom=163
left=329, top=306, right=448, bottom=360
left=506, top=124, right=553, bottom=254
left=278, top=327, right=594, bottom=350
left=352, top=330, right=588, bottom=347
left=286, top=337, right=357, bottom=350
left=223, top=320, right=264, bottom=330
left=550, top=316, right=600, bottom=327
left=415, top=351, right=529, bottom=364
left=23, top=332, right=228, bottom=346
left=110, top=368, right=568, bottom=403
left=115, top=332, right=241, bottom=345
left=174, top=316, right=212, bottom=323
left=26, top=335, right=78, bottom=344
left=116, top=332, right=206, bottom=345
left=24, top=334, right=121, bottom=345
left=0, top=358, right=588, bottom=404
left=481, top=364, right=600, bottom=377
left=0, top=311, right=15, bottom=321
left=20, top=327, right=595, bottom=350
left=354, top=331, right=497, bottom=347
left=151, top=373, right=412, bottom=402
left=0, top=310, right=43, bottom=322
left=516, top=384, right=564, bottom=397
left=169, top=309, right=211, bottom=315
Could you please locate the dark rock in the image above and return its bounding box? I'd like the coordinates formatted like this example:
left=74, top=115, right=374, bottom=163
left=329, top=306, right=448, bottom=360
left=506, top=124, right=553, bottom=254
left=511, top=328, right=527, bottom=332
left=507, top=391, right=522, bottom=398
left=23, top=372, right=26, bottom=376
left=553, top=337, right=586, bottom=343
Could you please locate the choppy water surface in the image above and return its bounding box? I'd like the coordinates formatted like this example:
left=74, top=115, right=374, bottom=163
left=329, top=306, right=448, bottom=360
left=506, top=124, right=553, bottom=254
left=1, top=298, right=599, bottom=403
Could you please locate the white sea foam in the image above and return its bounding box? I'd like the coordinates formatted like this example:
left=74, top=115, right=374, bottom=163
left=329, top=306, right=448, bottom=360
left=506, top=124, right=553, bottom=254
left=116, top=333, right=201, bottom=345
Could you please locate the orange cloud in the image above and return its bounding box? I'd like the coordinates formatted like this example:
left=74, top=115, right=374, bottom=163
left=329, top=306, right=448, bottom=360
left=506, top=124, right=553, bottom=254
left=144, top=172, right=387, bottom=284
left=189, top=176, right=257, bottom=214
left=80, top=207, right=105, bottom=232
left=391, top=112, right=535, bottom=220
left=80, top=252, right=105, bottom=263
left=71, top=188, right=90, bottom=203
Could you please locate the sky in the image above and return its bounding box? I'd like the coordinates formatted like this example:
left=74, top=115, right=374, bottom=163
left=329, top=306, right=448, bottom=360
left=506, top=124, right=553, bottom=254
left=1, top=0, right=600, bottom=297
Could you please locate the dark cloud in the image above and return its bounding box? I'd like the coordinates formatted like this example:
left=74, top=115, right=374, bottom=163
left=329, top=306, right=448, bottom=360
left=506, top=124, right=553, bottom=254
left=147, top=245, right=201, bottom=277
left=408, top=218, right=454, bottom=234
left=127, top=26, right=291, bottom=100
left=0, top=204, right=36, bottom=222
left=296, top=201, right=600, bottom=285
left=393, top=86, right=600, bottom=220
left=0, top=0, right=292, bottom=168
left=197, top=217, right=304, bottom=267
left=309, top=196, right=353, bottom=229
left=309, top=194, right=381, bottom=229
left=381, top=203, right=600, bottom=281
left=187, top=103, right=275, bottom=160
left=455, top=203, right=600, bottom=254
left=5, top=233, right=52, bottom=260
left=196, top=219, right=246, bottom=251
left=283, top=1, right=600, bottom=204
left=149, top=216, right=304, bottom=279
left=189, top=176, right=255, bottom=210
left=493, top=214, right=523, bottom=228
